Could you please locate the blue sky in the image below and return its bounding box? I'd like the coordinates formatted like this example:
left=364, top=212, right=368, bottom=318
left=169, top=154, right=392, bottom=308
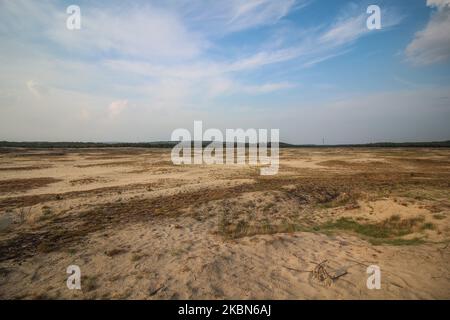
left=0, top=0, right=449, bottom=144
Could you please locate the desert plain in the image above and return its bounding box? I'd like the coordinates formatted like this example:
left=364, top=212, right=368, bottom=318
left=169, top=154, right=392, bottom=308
left=0, top=147, right=449, bottom=299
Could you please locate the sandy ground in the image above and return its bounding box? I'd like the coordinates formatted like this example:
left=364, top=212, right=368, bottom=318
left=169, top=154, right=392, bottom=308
left=0, top=147, right=449, bottom=299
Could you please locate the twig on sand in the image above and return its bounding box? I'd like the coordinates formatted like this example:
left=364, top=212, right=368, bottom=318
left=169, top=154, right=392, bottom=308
left=149, top=285, right=165, bottom=296
left=282, top=266, right=311, bottom=273
left=283, top=259, right=348, bottom=286
left=312, top=260, right=334, bottom=286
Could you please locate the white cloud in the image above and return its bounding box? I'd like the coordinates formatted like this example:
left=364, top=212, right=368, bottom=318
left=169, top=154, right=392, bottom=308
left=239, top=82, right=296, bottom=94
left=1, top=0, right=398, bottom=103
left=427, top=0, right=450, bottom=8
left=102, top=4, right=403, bottom=83
left=206, top=78, right=296, bottom=96
left=177, top=0, right=300, bottom=35
left=96, top=7, right=404, bottom=104
left=226, top=0, right=296, bottom=32
left=302, top=49, right=351, bottom=68
left=405, top=1, right=450, bottom=65
left=108, top=100, right=128, bottom=118
left=26, top=80, right=49, bottom=98
left=0, top=0, right=206, bottom=60
left=320, top=14, right=367, bottom=46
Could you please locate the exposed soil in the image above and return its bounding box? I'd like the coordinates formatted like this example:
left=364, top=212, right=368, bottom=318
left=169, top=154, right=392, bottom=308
left=0, top=148, right=449, bottom=299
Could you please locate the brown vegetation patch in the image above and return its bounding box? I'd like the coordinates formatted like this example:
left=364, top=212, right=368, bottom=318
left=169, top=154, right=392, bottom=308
left=11, top=152, right=67, bottom=158
left=392, top=157, right=450, bottom=168
left=0, top=165, right=52, bottom=172
left=83, top=155, right=129, bottom=160
left=69, top=177, right=106, bottom=186
left=75, top=161, right=138, bottom=168
left=0, top=178, right=61, bottom=195
left=1, top=170, right=449, bottom=262
left=318, top=160, right=391, bottom=170
left=0, top=182, right=156, bottom=209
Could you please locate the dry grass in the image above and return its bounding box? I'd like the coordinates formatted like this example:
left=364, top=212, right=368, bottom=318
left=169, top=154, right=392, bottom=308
left=0, top=177, right=61, bottom=195
left=75, top=161, right=138, bottom=168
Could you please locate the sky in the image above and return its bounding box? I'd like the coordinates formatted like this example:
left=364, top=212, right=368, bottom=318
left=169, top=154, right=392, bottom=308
left=0, top=0, right=449, bottom=144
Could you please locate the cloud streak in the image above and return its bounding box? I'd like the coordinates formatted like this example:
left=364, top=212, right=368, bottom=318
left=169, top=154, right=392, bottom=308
left=405, top=0, right=450, bottom=65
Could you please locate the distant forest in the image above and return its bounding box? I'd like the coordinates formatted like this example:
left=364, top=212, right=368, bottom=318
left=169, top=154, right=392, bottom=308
left=1, top=140, right=450, bottom=149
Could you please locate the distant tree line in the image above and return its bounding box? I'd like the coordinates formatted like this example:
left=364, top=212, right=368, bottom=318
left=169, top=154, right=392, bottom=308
left=0, top=140, right=449, bottom=149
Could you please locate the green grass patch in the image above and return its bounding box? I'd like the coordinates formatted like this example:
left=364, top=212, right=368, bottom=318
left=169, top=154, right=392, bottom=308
left=218, top=214, right=310, bottom=239
left=421, top=222, right=435, bottom=230
left=369, top=237, right=425, bottom=246
left=318, top=216, right=429, bottom=246
left=39, top=206, right=53, bottom=221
